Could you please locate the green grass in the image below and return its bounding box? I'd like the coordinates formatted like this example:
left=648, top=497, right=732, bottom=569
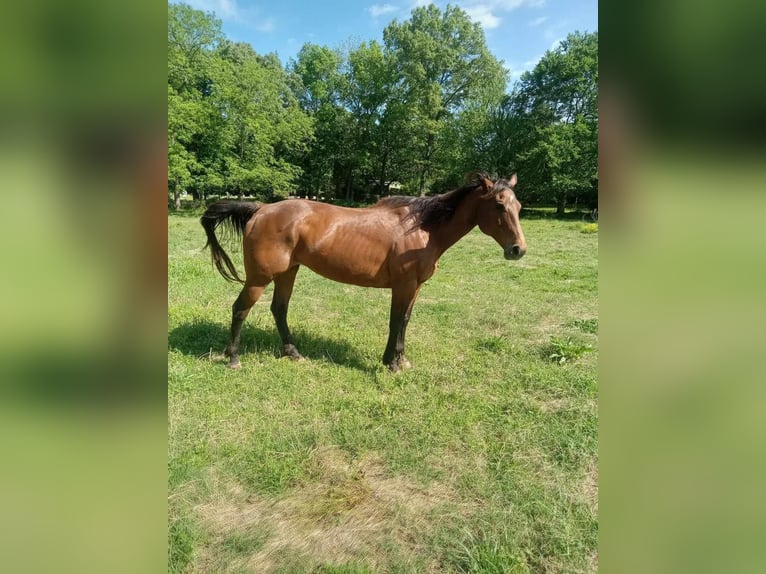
left=546, top=336, right=594, bottom=365
left=168, top=213, right=598, bottom=573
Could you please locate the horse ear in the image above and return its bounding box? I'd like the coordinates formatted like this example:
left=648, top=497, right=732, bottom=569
left=508, top=173, right=518, bottom=188
left=466, top=171, right=494, bottom=192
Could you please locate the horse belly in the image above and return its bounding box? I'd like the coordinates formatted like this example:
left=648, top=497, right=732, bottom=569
left=302, top=253, right=390, bottom=287
left=298, top=239, right=392, bottom=288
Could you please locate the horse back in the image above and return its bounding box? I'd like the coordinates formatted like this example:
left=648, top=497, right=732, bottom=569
left=245, top=199, right=427, bottom=288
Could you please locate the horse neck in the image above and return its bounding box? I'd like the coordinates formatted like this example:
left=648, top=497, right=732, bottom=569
left=429, top=192, right=481, bottom=256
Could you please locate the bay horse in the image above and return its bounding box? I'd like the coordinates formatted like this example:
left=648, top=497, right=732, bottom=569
left=200, top=172, right=526, bottom=372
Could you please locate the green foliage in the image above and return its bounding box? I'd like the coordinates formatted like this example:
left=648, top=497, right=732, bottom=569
left=452, top=534, right=531, bottom=573
left=569, top=318, right=599, bottom=334
left=581, top=222, right=599, bottom=233
left=492, top=31, right=598, bottom=213
left=168, top=514, right=198, bottom=574
left=383, top=4, right=507, bottom=195
left=473, top=335, right=510, bottom=353
left=167, top=5, right=597, bottom=208
left=547, top=336, right=594, bottom=364
left=213, top=41, right=313, bottom=200
left=167, top=4, right=311, bottom=206
left=289, top=4, right=506, bottom=201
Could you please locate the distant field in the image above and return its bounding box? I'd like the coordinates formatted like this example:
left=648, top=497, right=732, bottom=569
left=168, top=211, right=598, bottom=573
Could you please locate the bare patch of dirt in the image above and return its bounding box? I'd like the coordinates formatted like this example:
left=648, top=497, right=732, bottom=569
left=195, top=446, right=460, bottom=572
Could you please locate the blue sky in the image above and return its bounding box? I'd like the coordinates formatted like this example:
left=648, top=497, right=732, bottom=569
left=173, top=0, right=597, bottom=84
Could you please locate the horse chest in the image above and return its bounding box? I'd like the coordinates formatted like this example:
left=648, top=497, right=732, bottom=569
left=419, top=260, right=438, bottom=283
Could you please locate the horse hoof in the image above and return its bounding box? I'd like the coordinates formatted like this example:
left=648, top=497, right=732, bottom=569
left=387, top=358, right=410, bottom=373
left=227, top=360, right=241, bottom=370
left=282, top=345, right=304, bottom=361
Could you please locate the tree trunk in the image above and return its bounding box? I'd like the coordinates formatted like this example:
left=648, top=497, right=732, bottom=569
left=419, top=135, right=436, bottom=196
left=418, top=152, right=430, bottom=196
left=345, top=171, right=353, bottom=202
left=173, top=180, right=181, bottom=210
left=378, top=149, right=388, bottom=197
left=556, top=194, right=566, bottom=217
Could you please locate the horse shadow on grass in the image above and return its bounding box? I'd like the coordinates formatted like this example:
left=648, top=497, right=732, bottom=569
left=168, top=320, right=375, bottom=373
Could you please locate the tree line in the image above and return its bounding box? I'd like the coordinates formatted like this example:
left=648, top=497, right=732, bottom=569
left=168, top=3, right=597, bottom=214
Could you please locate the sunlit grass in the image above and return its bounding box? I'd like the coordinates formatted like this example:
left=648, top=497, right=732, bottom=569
left=168, top=212, right=598, bottom=573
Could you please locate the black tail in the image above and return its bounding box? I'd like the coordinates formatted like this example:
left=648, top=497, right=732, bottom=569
left=200, top=200, right=260, bottom=283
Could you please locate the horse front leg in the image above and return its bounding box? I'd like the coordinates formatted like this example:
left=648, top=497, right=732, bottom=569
left=383, top=282, right=422, bottom=372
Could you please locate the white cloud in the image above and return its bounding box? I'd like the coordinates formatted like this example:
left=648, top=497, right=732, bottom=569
left=478, top=0, right=545, bottom=11
left=494, top=0, right=538, bottom=9
left=256, top=18, right=276, bottom=32
left=177, top=0, right=276, bottom=32
left=464, top=5, right=501, bottom=29
left=460, top=0, right=545, bottom=30
left=182, top=0, right=240, bottom=20
left=369, top=3, right=399, bottom=17
left=528, top=16, right=547, bottom=27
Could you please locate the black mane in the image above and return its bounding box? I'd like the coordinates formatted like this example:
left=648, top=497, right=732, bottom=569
left=376, top=174, right=510, bottom=231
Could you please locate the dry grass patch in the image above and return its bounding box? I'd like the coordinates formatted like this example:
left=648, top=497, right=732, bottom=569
left=537, top=397, right=597, bottom=415
left=195, top=446, right=461, bottom=572
left=581, top=458, right=598, bottom=515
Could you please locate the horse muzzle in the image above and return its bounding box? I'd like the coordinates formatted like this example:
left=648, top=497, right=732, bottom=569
left=504, top=244, right=526, bottom=260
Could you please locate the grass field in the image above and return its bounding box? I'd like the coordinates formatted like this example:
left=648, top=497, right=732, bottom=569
left=168, top=210, right=598, bottom=573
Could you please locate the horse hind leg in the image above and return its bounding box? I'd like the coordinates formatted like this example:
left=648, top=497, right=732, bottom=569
left=225, top=283, right=267, bottom=369
left=271, top=266, right=303, bottom=361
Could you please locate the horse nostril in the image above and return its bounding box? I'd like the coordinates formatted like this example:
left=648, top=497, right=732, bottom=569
left=504, top=244, right=525, bottom=260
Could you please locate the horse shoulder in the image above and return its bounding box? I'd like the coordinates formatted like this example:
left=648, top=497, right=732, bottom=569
left=388, top=228, right=437, bottom=283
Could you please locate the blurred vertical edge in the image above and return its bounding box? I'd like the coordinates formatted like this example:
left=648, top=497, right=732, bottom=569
left=0, top=0, right=167, bottom=572
left=601, top=1, right=766, bottom=573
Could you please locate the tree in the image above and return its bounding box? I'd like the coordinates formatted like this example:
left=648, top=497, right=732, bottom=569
left=167, top=3, right=222, bottom=95
left=344, top=40, right=411, bottom=199
left=167, top=4, right=223, bottom=208
left=383, top=4, right=506, bottom=194
left=168, top=4, right=313, bottom=206
left=168, top=85, right=202, bottom=209
left=500, top=31, right=598, bottom=214
left=290, top=44, right=351, bottom=198
left=168, top=3, right=595, bottom=211
left=212, top=41, right=313, bottom=200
